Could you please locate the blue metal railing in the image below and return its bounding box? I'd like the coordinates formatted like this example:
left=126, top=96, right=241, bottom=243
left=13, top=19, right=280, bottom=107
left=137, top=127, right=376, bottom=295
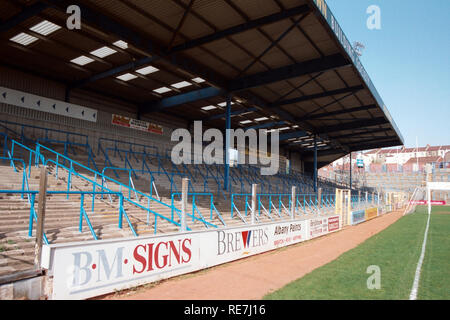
left=0, top=119, right=89, bottom=146
left=0, top=190, right=134, bottom=244
left=230, top=192, right=339, bottom=223
left=0, top=120, right=97, bottom=171
left=170, top=192, right=225, bottom=229
left=98, top=137, right=159, bottom=158
left=0, top=156, right=31, bottom=200
left=36, top=142, right=185, bottom=234
left=231, top=193, right=292, bottom=223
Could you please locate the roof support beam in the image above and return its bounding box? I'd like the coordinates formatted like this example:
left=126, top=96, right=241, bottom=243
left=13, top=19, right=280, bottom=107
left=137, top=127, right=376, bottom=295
left=237, top=11, right=309, bottom=77
left=45, top=0, right=228, bottom=88
left=169, top=4, right=311, bottom=53
left=279, top=130, right=309, bottom=141
left=245, top=121, right=286, bottom=130
left=167, top=0, right=196, bottom=50
left=70, top=56, right=159, bottom=89
left=145, top=87, right=226, bottom=113
left=329, top=128, right=392, bottom=140
left=142, top=54, right=350, bottom=113
left=304, top=148, right=346, bottom=157
left=229, top=54, right=350, bottom=92
left=346, top=136, right=399, bottom=146
left=270, top=85, right=364, bottom=108
left=69, top=4, right=311, bottom=89
left=350, top=139, right=402, bottom=152
left=316, top=117, right=388, bottom=134
left=296, top=104, right=377, bottom=122
left=204, top=107, right=258, bottom=121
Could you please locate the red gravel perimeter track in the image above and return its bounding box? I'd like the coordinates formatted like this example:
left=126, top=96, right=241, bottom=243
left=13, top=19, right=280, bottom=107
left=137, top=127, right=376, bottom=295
left=97, top=209, right=404, bottom=300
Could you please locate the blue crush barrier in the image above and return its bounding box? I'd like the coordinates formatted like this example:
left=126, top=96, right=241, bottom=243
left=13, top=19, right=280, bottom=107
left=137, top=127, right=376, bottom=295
left=170, top=192, right=224, bottom=229
left=36, top=142, right=185, bottom=234
left=0, top=190, right=131, bottom=244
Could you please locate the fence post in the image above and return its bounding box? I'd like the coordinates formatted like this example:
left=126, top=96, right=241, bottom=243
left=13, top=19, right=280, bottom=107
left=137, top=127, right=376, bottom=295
left=251, top=184, right=257, bottom=225
left=347, top=190, right=352, bottom=226
left=358, top=190, right=361, bottom=209
left=291, top=186, right=296, bottom=220
left=335, top=188, right=341, bottom=216
left=317, top=187, right=322, bottom=211
left=365, top=191, right=368, bottom=207
left=34, top=165, right=48, bottom=268
left=180, top=178, right=189, bottom=232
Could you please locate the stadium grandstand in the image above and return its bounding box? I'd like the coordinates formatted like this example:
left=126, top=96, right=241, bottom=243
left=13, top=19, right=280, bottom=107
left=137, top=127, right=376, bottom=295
left=0, top=0, right=406, bottom=299
left=320, top=145, right=450, bottom=197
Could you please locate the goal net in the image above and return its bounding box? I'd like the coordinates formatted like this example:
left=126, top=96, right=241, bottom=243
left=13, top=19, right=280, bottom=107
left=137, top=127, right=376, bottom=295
left=403, top=187, right=426, bottom=216
left=404, top=182, right=450, bottom=216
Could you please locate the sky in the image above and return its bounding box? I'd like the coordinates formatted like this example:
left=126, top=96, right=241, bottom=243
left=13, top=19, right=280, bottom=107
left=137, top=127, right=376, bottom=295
left=325, top=0, right=450, bottom=148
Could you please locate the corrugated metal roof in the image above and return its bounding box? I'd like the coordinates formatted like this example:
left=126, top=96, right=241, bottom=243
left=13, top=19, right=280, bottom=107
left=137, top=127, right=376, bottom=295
left=0, top=0, right=404, bottom=167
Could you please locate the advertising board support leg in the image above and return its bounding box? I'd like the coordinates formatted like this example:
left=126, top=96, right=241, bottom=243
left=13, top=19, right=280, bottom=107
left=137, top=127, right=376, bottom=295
left=251, top=184, right=257, bottom=225
left=346, top=190, right=352, bottom=227
left=365, top=191, right=368, bottom=208
left=224, top=95, right=231, bottom=191
left=317, top=187, right=322, bottom=214
left=343, top=191, right=347, bottom=227
left=291, top=186, right=296, bottom=220
left=313, top=134, right=317, bottom=192
left=358, top=190, right=361, bottom=209
left=335, top=188, right=342, bottom=220
left=180, top=178, right=189, bottom=232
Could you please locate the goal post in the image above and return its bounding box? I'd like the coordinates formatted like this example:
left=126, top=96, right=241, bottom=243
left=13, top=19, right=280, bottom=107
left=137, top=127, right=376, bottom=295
left=403, top=187, right=425, bottom=216
left=403, top=182, right=450, bottom=216
left=426, top=182, right=450, bottom=214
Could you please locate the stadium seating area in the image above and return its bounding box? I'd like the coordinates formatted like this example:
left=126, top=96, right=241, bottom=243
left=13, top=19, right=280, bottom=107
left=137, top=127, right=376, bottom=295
left=0, top=120, right=376, bottom=276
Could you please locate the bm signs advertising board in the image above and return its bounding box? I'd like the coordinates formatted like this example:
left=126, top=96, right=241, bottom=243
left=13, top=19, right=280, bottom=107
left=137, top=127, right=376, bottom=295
left=45, top=216, right=337, bottom=299
left=48, top=233, right=201, bottom=300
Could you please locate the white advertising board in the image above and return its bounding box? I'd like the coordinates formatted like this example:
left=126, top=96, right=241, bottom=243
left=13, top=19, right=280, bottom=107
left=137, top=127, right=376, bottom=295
left=44, top=216, right=336, bottom=300
left=309, top=215, right=340, bottom=239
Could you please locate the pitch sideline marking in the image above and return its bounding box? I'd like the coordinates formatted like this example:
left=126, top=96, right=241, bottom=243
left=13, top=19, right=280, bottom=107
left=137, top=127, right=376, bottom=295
left=408, top=208, right=431, bottom=300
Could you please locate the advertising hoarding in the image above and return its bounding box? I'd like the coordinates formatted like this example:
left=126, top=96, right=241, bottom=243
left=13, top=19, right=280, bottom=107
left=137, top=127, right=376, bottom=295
left=44, top=216, right=338, bottom=299
left=112, top=114, right=163, bottom=135
left=365, top=207, right=378, bottom=221
left=351, top=210, right=366, bottom=225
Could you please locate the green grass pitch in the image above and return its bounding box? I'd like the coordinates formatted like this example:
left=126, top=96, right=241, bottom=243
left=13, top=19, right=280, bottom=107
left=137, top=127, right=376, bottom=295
left=263, top=206, right=450, bottom=300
